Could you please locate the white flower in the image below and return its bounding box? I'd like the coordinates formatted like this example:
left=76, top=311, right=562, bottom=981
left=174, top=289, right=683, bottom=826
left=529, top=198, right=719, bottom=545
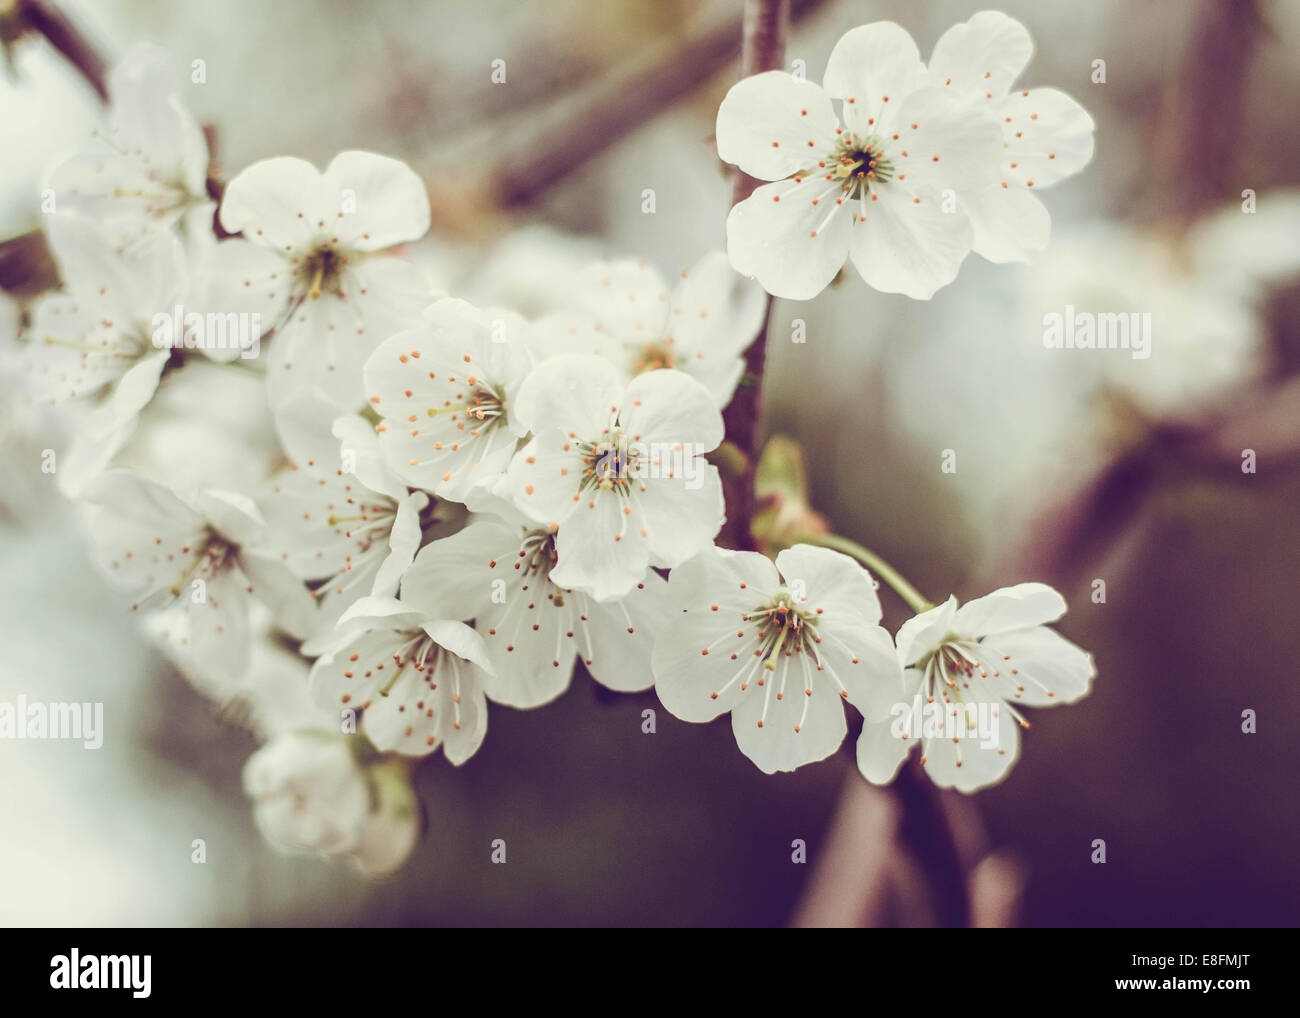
left=308, top=596, right=492, bottom=763
left=400, top=509, right=668, bottom=708
left=502, top=354, right=724, bottom=601
left=213, top=150, right=433, bottom=410
left=81, top=469, right=316, bottom=678
left=26, top=216, right=184, bottom=495
left=537, top=251, right=766, bottom=407
left=925, top=11, right=1096, bottom=263
left=857, top=582, right=1095, bottom=793
left=45, top=42, right=213, bottom=245
left=242, top=731, right=419, bottom=877
left=716, top=21, right=1003, bottom=300
left=146, top=612, right=336, bottom=738
left=262, top=387, right=428, bottom=650
left=363, top=298, right=536, bottom=501
left=1023, top=222, right=1267, bottom=423
left=653, top=544, right=901, bottom=774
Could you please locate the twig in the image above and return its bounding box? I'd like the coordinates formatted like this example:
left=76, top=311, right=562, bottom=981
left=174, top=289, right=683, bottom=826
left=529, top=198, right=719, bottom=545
left=17, top=0, right=107, bottom=99
left=491, top=0, right=818, bottom=209
left=716, top=0, right=789, bottom=551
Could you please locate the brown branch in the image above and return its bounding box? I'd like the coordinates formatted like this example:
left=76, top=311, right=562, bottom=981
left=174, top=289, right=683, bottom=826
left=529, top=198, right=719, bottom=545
left=491, top=0, right=818, bottom=209
left=716, top=0, right=789, bottom=551
left=17, top=0, right=107, bottom=99
left=1162, top=0, right=1264, bottom=220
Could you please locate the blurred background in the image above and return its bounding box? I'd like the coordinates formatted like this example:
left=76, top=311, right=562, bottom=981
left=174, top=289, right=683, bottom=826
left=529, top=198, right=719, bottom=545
left=1, top=0, right=1298, bottom=926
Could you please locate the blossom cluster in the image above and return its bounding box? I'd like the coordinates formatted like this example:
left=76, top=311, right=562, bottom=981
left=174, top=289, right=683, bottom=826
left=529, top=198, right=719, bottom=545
left=11, top=13, right=1097, bottom=875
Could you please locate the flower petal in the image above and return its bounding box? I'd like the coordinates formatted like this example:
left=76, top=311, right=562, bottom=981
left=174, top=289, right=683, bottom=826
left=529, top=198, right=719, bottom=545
left=716, top=71, right=838, bottom=180
left=726, top=177, right=854, bottom=301
left=998, top=87, right=1095, bottom=188
left=964, top=183, right=1051, bottom=263
left=980, top=625, right=1095, bottom=706
left=927, top=11, right=1034, bottom=99
left=730, top=654, right=848, bottom=773
left=953, top=582, right=1067, bottom=636
left=219, top=156, right=328, bottom=250
left=823, top=22, right=926, bottom=134
left=322, top=150, right=431, bottom=250
left=849, top=183, right=973, bottom=299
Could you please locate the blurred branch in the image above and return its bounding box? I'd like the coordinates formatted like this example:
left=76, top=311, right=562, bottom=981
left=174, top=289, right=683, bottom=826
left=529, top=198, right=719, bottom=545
left=490, top=0, right=820, bottom=209
left=14, top=0, right=107, bottom=99
left=1163, top=0, right=1264, bottom=220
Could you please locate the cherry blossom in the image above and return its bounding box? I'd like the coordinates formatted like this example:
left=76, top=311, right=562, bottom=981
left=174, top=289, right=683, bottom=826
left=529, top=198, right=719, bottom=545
left=654, top=544, right=901, bottom=774
left=716, top=21, right=1004, bottom=300
left=212, top=150, right=433, bottom=410
left=308, top=596, right=492, bottom=763
left=26, top=216, right=185, bottom=495
left=364, top=298, right=537, bottom=501
left=400, top=509, right=668, bottom=708
left=82, top=469, right=316, bottom=679
left=44, top=42, right=213, bottom=245
left=537, top=251, right=766, bottom=407
left=502, top=354, right=724, bottom=601
left=857, top=583, right=1095, bottom=792
left=261, top=386, right=429, bottom=651
left=242, top=731, right=419, bottom=877
left=925, top=10, right=1096, bottom=262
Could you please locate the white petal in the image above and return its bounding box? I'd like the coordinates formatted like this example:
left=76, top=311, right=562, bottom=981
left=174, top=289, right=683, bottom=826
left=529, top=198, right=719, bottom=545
left=775, top=543, right=882, bottom=625
left=665, top=250, right=766, bottom=405
left=822, top=22, right=926, bottom=134
left=730, top=655, right=847, bottom=773
left=57, top=350, right=169, bottom=498
left=981, top=625, right=1095, bottom=706
left=964, top=183, right=1051, bottom=263
left=578, top=570, right=668, bottom=693
left=637, top=469, right=724, bottom=570
left=726, top=177, right=854, bottom=301
left=511, top=353, right=623, bottom=438
left=321, top=150, right=431, bottom=251
left=571, top=258, right=670, bottom=338
left=715, top=72, right=838, bottom=180
left=953, top=582, right=1067, bottom=636
left=621, top=368, right=724, bottom=451
left=400, top=518, right=517, bottom=620
left=885, top=86, right=1005, bottom=194
left=894, top=596, right=956, bottom=669
left=550, top=495, right=650, bottom=601
left=919, top=697, right=1020, bottom=793
left=856, top=676, right=922, bottom=785
left=502, top=432, right=584, bottom=526
left=998, top=87, right=1095, bottom=188
left=848, top=183, right=973, bottom=299
left=927, top=11, right=1034, bottom=98
left=196, top=488, right=266, bottom=548
left=219, top=156, right=328, bottom=250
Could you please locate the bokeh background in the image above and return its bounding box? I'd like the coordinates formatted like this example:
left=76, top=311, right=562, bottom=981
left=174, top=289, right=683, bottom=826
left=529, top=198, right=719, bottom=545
left=1, top=0, right=1298, bottom=926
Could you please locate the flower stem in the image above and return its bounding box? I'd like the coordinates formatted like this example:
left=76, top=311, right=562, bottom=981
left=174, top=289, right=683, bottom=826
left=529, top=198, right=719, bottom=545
left=799, top=532, right=933, bottom=614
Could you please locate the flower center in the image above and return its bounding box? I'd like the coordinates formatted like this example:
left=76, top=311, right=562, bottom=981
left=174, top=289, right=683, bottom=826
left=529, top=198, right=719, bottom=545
left=831, top=134, right=895, bottom=196
left=168, top=530, right=236, bottom=599
left=298, top=244, right=347, bottom=301
left=579, top=431, right=641, bottom=495
left=749, top=588, right=821, bottom=672
left=632, top=341, right=676, bottom=373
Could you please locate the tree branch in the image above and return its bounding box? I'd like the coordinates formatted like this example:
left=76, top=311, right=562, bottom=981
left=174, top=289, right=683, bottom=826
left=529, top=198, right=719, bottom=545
left=17, top=0, right=107, bottom=99
left=716, top=0, right=789, bottom=551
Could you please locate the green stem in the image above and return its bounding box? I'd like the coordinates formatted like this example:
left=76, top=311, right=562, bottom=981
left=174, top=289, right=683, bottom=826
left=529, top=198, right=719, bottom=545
left=799, top=532, right=933, bottom=614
